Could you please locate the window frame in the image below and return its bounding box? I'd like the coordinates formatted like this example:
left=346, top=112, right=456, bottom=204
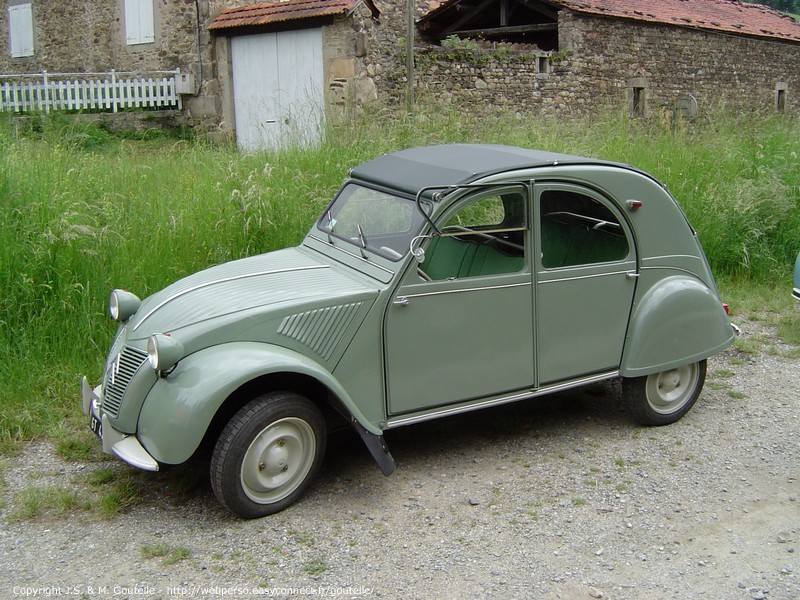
left=8, top=2, right=34, bottom=58
left=124, top=0, right=155, bottom=46
left=419, top=185, right=529, bottom=281
left=537, top=185, right=632, bottom=270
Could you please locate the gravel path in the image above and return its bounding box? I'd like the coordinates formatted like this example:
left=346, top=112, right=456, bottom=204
left=1, top=320, right=798, bottom=600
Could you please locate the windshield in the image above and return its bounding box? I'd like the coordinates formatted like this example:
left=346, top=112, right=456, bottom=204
left=317, top=183, right=430, bottom=261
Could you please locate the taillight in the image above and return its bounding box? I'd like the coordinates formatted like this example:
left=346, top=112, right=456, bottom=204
left=722, top=303, right=730, bottom=315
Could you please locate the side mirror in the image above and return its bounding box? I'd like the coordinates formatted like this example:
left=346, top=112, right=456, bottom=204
left=409, top=234, right=432, bottom=263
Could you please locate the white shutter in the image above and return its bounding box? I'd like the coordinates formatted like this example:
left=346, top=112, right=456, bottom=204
left=125, top=0, right=155, bottom=45
left=9, top=3, right=34, bottom=58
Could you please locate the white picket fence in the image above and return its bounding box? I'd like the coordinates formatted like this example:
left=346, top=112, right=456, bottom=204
left=0, top=70, right=182, bottom=113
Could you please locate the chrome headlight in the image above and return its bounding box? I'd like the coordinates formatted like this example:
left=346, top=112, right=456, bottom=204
left=109, top=289, right=141, bottom=322
left=146, top=333, right=185, bottom=372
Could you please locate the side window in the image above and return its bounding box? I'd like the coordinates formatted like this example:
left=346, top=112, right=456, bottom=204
left=422, top=191, right=527, bottom=280
left=540, top=190, right=629, bottom=268
left=8, top=2, right=34, bottom=58
left=124, top=0, right=155, bottom=46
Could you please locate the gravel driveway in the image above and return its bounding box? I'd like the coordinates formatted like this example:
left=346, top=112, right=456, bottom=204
left=1, top=320, right=798, bottom=600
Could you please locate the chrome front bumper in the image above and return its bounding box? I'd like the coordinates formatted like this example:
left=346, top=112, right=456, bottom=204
left=81, top=377, right=159, bottom=472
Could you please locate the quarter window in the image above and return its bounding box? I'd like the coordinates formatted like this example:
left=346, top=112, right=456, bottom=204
left=124, top=0, right=155, bottom=45
left=8, top=2, right=34, bottom=58
left=540, top=190, right=629, bottom=268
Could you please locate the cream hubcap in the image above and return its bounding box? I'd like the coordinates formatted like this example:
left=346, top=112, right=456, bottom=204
left=240, top=417, right=316, bottom=504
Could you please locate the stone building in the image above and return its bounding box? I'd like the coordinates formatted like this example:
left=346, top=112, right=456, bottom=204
left=1, top=0, right=799, bottom=148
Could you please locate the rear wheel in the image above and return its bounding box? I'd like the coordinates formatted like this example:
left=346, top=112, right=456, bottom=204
left=210, top=391, right=326, bottom=518
left=623, top=360, right=707, bottom=426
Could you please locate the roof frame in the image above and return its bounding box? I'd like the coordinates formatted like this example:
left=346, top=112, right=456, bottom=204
left=419, top=0, right=560, bottom=41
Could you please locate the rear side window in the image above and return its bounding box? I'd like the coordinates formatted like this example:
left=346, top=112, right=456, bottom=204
left=540, top=190, right=629, bottom=268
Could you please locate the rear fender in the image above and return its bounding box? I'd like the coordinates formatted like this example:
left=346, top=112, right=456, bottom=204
left=621, top=276, right=734, bottom=377
left=136, top=342, right=380, bottom=465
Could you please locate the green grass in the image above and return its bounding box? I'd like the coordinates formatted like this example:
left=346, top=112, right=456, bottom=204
left=141, top=543, right=191, bottom=565
left=1, top=106, right=799, bottom=448
left=8, top=486, right=88, bottom=521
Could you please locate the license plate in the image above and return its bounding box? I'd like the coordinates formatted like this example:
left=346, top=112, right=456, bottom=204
left=89, top=413, right=103, bottom=439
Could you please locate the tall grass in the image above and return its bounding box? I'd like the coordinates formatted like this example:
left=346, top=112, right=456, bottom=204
left=1, top=106, right=798, bottom=446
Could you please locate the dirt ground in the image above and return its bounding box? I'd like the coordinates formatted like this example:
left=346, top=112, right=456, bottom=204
left=1, top=321, right=798, bottom=599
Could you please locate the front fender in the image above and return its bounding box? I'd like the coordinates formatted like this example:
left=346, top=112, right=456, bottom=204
left=137, top=342, right=380, bottom=465
left=621, top=276, right=734, bottom=377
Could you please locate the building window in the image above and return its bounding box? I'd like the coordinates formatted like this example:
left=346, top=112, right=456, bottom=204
left=537, top=55, right=550, bottom=76
left=8, top=2, right=34, bottom=58
left=629, top=77, right=647, bottom=117
left=776, top=82, right=788, bottom=113
left=124, top=0, right=155, bottom=45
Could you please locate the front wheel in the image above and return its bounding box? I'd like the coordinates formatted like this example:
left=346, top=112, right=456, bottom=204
left=210, top=391, right=327, bottom=518
left=622, top=360, right=707, bottom=426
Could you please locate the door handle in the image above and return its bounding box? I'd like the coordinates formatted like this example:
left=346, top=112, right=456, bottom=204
left=393, top=296, right=410, bottom=306
left=626, top=272, right=640, bottom=280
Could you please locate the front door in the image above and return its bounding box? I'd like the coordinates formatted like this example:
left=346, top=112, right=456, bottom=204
left=384, top=187, right=534, bottom=415
left=534, top=183, right=638, bottom=383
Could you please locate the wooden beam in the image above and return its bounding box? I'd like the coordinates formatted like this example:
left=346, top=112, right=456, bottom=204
left=447, top=22, right=557, bottom=37
left=513, top=0, right=559, bottom=20
left=440, top=0, right=498, bottom=36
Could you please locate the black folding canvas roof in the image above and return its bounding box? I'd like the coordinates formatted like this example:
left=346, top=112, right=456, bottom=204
left=349, top=144, right=611, bottom=196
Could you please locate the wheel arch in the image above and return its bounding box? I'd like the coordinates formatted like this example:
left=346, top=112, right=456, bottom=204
left=620, top=275, right=734, bottom=378
left=136, top=341, right=378, bottom=466
left=200, top=371, right=348, bottom=458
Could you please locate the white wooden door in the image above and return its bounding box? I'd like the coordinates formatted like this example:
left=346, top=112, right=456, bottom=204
left=231, top=29, right=324, bottom=151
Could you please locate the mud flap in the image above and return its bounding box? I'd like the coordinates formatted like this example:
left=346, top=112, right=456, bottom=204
left=351, top=420, right=395, bottom=476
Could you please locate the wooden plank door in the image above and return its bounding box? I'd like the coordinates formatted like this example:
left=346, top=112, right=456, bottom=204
left=231, top=29, right=323, bottom=151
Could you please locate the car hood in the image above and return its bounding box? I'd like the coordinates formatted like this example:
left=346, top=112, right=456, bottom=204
left=124, top=247, right=377, bottom=341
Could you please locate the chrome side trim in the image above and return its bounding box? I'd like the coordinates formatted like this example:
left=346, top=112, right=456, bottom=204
left=642, top=254, right=699, bottom=262
left=385, top=370, right=619, bottom=429
left=399, top=281, right=530, bottom=300
left=537, top=270, right=631, bottom=284
left=640, top=265, right=704, bottom=279
left=133, top=265, right=329, bottom=332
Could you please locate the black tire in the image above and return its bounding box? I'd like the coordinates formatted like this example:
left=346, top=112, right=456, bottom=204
left=622, top=360, right=707, bottom=426
left=210, top=391, right=326, bottom=518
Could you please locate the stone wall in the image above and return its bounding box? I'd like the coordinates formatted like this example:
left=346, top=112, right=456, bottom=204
left=0, top=1, right=209, bottom=75
left=389, top=10, right=800, bottom=117
left=2, top=0, right=797, bottom=135
left=0, top=0, right=221, bottom=129
left=556, top=12, right=800, bottom=116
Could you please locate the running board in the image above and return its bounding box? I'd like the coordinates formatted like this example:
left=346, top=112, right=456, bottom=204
left=385, top=371, right=619, bottom=430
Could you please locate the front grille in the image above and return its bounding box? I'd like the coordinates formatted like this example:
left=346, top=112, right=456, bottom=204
left=102, top=346, right=149, bottom=418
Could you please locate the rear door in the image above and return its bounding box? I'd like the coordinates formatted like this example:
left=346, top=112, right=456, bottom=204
left=534, top=183, right=638, bottom=383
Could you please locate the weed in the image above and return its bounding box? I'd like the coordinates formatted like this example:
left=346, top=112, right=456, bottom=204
left=141, top=544, right=191, bottom=565
left=9, top=486, right=86, bottom=521
left=304, top=559, right=328, bottom=577
left=141, top=543, right=171, bottom=559
left=54, top=433, right=96, bottom=462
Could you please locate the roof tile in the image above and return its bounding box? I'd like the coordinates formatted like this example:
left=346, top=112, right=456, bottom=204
left=419, top=0, right=800, bottom=43
left=209, top=0, right=379, bottom=31
left=554, top=0, right=800, bottom=42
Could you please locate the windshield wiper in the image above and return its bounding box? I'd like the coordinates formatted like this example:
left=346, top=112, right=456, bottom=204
left=357, top=224, right=369, bottom=260
left=325, top=211, right=335, bottom=244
